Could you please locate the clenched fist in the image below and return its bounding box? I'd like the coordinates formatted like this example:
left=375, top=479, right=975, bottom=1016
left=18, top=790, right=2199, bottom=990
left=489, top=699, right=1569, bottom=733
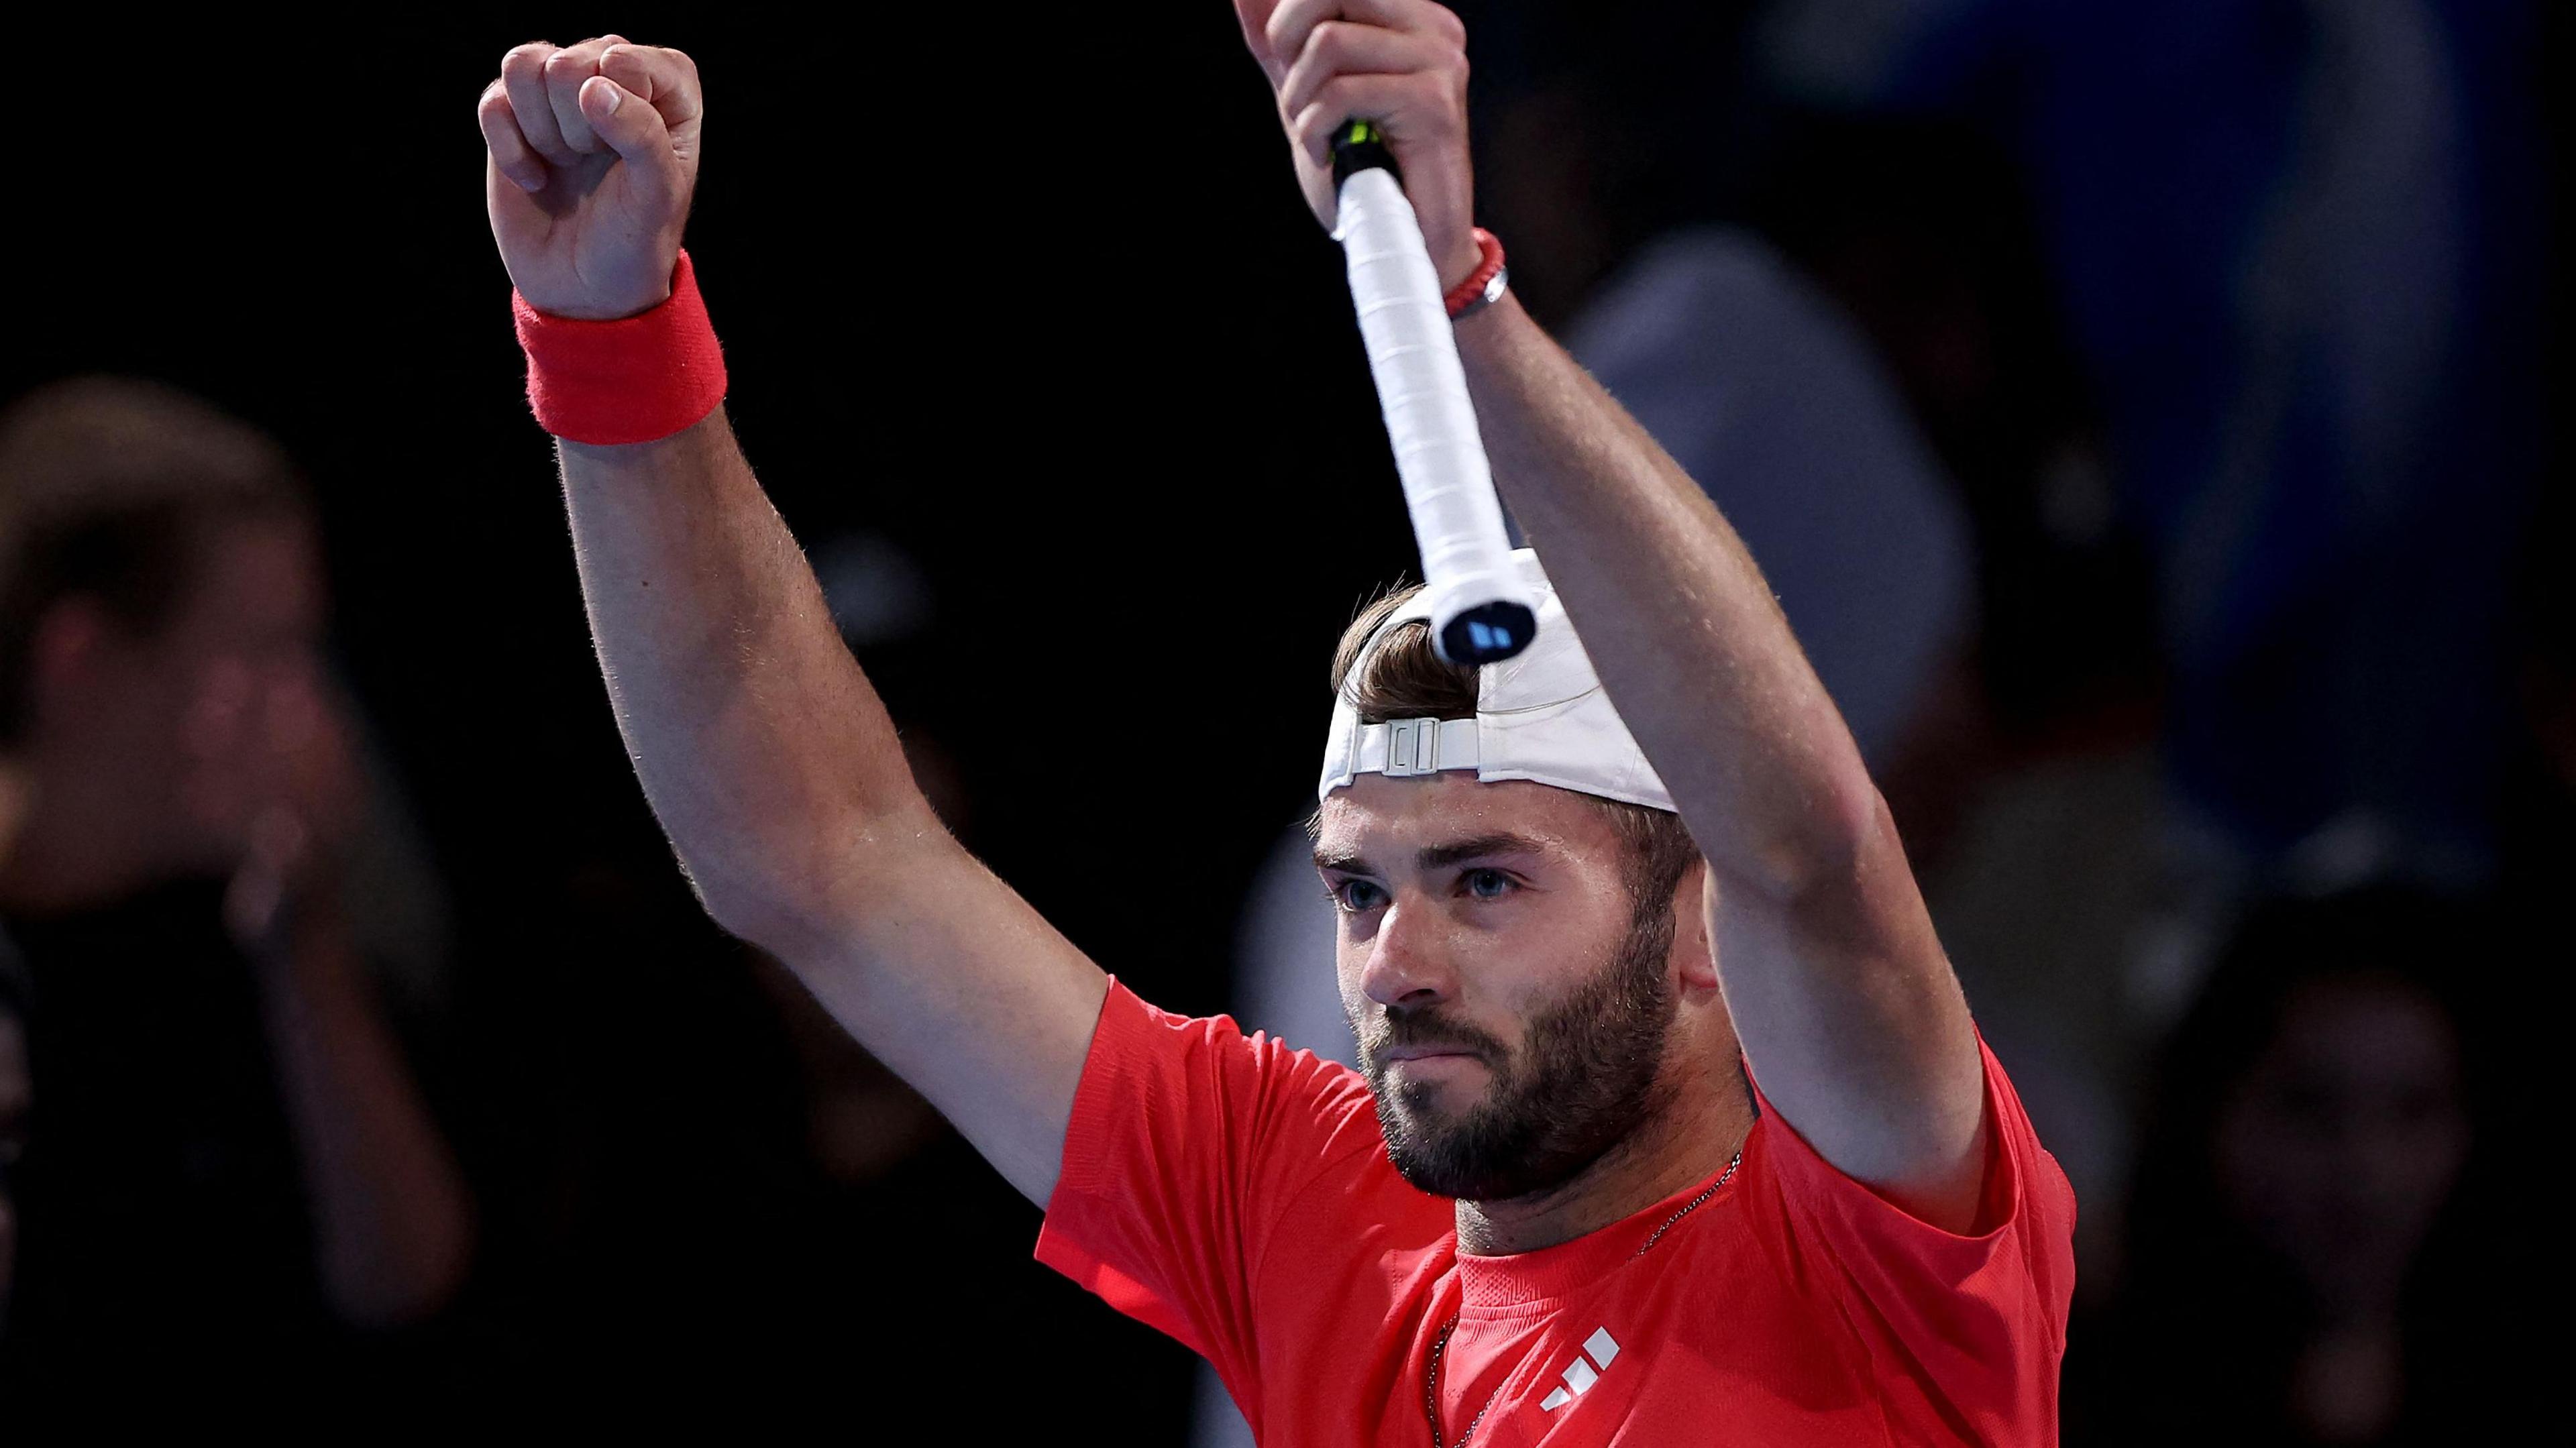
left=1232, top=0, right=1478, bottom=292
left=476, top=37, right=703, bottom=320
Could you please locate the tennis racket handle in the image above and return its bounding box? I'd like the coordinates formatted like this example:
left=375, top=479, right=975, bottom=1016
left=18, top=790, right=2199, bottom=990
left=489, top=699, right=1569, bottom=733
left=1334, top=163, right=1536, bottom=666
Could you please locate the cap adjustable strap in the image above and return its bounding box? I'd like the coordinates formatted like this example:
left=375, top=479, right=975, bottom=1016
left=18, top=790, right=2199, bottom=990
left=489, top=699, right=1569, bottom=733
left=1352, top=717, right=1481, bottom=779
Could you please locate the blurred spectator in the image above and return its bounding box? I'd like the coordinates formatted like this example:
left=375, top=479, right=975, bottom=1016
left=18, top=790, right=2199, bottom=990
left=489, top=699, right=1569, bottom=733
left=1601, top=0, right=2563, bottom=1299
left=1756, top=0, right=2549, bottom=878
left=2068, top=887, right=2540, bottom=1443
left=0, top=380, right=472, bottom=1412
left=1566, top=228, right=1975, bottom=767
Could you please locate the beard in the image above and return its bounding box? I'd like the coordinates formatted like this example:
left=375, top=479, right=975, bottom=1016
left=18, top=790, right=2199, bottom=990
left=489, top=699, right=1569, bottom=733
left=1354, top=895, right=1681, bottom=1203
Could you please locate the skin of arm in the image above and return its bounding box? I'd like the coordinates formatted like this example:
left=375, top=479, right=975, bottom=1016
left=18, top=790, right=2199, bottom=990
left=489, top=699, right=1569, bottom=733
left=478, top=39, right=1105, bottom=1205
left=1236, top=0, right=1987, bottom=1227
left=250, top=892, right=476, bottom=1325
left=555, top=414, right=1107, bottom=1203
left=215, top=666, right=478, bottom=1325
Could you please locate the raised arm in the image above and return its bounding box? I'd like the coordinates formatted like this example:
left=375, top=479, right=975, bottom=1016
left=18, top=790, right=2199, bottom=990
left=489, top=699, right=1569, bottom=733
left=476, top=38, right=1106, bottom=1205
left=1234, top=0, right=1986, bottom=1227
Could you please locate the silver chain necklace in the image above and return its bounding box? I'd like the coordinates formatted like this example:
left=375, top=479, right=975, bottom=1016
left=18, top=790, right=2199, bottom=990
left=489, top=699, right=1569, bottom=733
left=1423, top=1150, right=1743, bottom=1448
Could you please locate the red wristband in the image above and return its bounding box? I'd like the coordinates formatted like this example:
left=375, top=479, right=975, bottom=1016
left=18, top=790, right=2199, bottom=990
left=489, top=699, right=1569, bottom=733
left=513, top=250, right=728, bottom=446
left=1444, top=228, right=1508, bottom=319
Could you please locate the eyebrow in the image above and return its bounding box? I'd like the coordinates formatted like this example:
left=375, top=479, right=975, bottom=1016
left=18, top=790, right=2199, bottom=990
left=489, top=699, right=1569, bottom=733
left=1313, top=831, right=1549, bottom=877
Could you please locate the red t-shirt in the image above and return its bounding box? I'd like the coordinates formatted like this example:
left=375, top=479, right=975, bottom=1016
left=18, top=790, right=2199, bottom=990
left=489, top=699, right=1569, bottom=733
left=1037, top=981, right=2076, bottom=1446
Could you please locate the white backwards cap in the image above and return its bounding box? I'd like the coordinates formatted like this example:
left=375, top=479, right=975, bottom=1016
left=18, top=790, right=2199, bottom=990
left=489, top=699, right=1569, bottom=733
left=1318, top=549, right=1674, bottom=812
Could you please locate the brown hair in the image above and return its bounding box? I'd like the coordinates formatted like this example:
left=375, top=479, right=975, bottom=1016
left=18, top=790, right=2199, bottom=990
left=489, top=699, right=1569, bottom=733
left=1322, top=584, right=1703, bottom=923
left=0, top=378, right=305, bottom=740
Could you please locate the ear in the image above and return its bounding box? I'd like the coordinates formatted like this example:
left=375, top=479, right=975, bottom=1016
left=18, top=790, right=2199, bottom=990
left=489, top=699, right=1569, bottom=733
left=1674, top=860, right=1721, bottom=993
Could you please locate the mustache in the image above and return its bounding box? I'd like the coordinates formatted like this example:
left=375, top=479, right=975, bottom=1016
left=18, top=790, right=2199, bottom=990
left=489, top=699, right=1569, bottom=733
left=1360, top=1009, right=1508, bottom=1066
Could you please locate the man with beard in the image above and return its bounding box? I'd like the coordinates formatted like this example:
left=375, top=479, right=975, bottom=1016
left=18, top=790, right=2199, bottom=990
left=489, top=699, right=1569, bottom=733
left=476, top=2, right=2074, bottom=1441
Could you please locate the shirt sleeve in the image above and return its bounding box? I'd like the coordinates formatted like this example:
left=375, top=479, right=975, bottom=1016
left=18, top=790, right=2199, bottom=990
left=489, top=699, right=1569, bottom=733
left=1034, top=979, right=1397, bottom=1398
left=1753, top=1038, right=2079, bottom=1437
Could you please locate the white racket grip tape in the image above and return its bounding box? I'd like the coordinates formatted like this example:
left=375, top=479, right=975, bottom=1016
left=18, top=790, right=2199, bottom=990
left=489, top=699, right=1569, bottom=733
left=1334, top=168, right=1534, bottom=662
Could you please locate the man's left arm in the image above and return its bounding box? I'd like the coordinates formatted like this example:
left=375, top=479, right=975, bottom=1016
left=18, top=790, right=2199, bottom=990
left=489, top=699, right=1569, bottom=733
left=1237, top=0, right=1986, bottom=1229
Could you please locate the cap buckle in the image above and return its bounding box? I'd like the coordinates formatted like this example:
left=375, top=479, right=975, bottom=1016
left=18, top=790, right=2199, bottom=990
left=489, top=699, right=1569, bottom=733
left=1383, top=718, right=1440, bottom=777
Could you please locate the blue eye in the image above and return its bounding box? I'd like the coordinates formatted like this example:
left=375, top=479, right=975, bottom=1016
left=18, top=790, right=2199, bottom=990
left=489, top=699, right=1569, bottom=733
left=1334, top=881, right=1387, bottom=913
left=1464, top=869, right=1513, bottom=900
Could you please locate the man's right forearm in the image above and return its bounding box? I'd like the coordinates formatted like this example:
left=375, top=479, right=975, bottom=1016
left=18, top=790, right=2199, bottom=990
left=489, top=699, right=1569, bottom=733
left=558, top=407, right=934, bottom=950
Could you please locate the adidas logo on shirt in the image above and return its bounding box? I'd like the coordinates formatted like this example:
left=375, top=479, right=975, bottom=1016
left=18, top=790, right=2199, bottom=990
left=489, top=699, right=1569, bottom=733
left=1539, top=1327, right=1621, bottom=1411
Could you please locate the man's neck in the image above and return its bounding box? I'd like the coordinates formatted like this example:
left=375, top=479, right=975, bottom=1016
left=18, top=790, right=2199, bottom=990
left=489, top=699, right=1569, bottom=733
left=1452, top=1075, right=1756, bottom=1256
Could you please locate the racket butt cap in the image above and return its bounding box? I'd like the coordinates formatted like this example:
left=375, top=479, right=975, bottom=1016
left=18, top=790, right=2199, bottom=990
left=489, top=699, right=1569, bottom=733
left=1330, top=118, right=1402, bottom=188
left=1436, top=600, right=1538, bottom=667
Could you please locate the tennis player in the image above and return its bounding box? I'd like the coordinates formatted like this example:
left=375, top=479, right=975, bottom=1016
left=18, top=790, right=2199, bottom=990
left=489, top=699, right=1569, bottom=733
left=477, top=4, right=2074, bottom=1442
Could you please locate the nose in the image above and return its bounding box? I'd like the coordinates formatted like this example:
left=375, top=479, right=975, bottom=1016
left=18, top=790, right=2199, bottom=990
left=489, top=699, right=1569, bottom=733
left=1359, top=896, right=1453, bottom=1011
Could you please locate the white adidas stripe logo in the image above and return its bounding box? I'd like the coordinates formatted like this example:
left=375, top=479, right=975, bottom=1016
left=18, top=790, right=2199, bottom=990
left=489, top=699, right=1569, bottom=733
left=1538, top=1327, right=1621, bottom=1411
